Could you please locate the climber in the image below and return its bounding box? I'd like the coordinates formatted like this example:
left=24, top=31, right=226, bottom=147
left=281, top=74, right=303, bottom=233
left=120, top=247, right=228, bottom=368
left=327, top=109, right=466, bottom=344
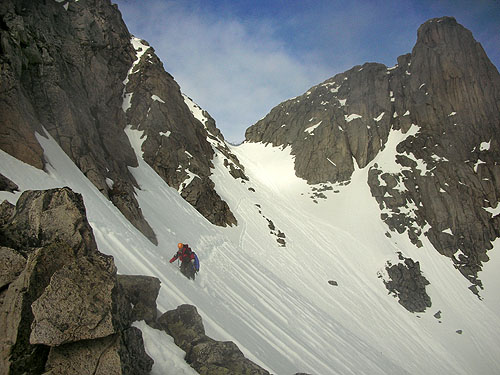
left=169, top=243, right=197, bottom=280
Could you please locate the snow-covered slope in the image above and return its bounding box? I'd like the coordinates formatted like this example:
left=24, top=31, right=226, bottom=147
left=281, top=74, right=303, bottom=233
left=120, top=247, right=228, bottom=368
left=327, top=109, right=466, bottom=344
left=1, top=121, right=500, bottom=374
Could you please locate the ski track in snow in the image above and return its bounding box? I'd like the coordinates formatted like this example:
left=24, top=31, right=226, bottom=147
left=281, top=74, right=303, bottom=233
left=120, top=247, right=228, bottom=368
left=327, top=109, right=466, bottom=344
left=1, top=125, right=500, bottom=374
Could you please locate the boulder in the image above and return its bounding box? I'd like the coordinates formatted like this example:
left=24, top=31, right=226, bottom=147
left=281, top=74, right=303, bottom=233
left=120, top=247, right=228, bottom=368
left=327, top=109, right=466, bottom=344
left=117, top=274, right=161, bottom=324
left=158, top=304, right=270, bottom=374
left=2, top=187, right=97, bottom=255
left=157, top=304, right=205, bottom=353
left=0, top=246, right=26, bottom=290
left=43, top=334, right=122, bottom=375
left=187, top=338, right=270, bottom=375
left=43, top=327, right=153, bottom=375
left=30, top=253, right=117, bottom=346
left=0, top=243, right=73, bottom=374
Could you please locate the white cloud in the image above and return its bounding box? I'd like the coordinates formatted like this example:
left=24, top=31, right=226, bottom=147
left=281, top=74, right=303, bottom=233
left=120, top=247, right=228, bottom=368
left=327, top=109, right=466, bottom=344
left=116, top=1, right=330, bottom=143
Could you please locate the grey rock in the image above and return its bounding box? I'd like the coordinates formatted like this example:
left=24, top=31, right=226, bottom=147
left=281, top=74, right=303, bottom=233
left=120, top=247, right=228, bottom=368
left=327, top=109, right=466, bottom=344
left=0, top=0, right=243, bottom=233
left=2, top=187, right=97, bottom=255
left=118, top=327, right=154, bottom=375
left=0, top=189, right=102, bottom=372
left=0, top=246, right=26, bottom=289
left=0, top=200, right=15, bottom=227
left=117, top=274, right=161, bottom=324
left=124, top=42, right=240, bottom=227
left=43, top=327, right=153, bottom=375
left=0, top=173, right=18, bottom=193
left=246, top=62, right=392, bottom=184
left=157, top=304, right=205, bottom=354
left=0, top=200, right=15, bottom=228
left=158, top=304, right=270, bottom=374
left=180, top=177, right=237, bottom=227
left=187, top=338, right=270, bottom=375
left=382, top=254, right=431, bottom=313
left=30, top=252, right=117, bottom=346
left=0, top=243, right=72, bottom=374
left=277, top=238, right=286, bottom=247
left=267, top=219, right=276, bottom=231
left=43, top=333, right=122, bottom=375
left=108, top=181, right=158, bottom=245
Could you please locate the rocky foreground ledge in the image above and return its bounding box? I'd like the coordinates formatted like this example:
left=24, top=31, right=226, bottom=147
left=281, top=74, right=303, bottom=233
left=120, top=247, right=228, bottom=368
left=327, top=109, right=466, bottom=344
left=0, top=187, right=275, bottom=375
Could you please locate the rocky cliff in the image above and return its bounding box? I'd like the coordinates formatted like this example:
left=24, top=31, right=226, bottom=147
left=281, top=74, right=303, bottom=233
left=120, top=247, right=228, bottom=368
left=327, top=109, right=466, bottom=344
left=0, top=0, right=243, bottom=242
left=246, top=17, right=500, bottom=295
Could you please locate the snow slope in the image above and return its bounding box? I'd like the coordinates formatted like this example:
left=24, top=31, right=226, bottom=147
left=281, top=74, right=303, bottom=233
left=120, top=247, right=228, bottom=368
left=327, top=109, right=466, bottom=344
left=1, top=123, right=500, bottom=374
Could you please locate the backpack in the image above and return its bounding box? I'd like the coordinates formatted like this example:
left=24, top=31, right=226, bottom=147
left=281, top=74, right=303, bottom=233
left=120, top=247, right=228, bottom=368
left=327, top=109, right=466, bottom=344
left=193, top=252, right=200, bottom=272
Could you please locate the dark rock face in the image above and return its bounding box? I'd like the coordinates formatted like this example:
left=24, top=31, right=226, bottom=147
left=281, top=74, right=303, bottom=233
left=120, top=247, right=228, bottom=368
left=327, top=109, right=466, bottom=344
left=0, top=246, right=25, bottom=289
left=0, top=201, right=15, bottom=227
left=246, top=17, right=500, bottom=291
left=246, top=61, right=393, bottom=184
left=117, top=274, right=161, bottom=325
left=1, top=187, right=97, bottom=255
left=123, top=38, right=243, bottom=227
left=0, top=0, right=157, bottom=244
left=44, top=327, right=153, bottom=375
left=158, top=304, right=270, bottom=375
left=0, top=188, right=152, bottom=374
left=0, top=174, right=18, bottom=193
left=380, top=253, right=431, bottom=313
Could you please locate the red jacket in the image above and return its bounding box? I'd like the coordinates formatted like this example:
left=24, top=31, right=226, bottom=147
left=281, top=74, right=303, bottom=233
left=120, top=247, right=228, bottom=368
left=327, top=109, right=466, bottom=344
left=170, top=245, right=194, bottom=263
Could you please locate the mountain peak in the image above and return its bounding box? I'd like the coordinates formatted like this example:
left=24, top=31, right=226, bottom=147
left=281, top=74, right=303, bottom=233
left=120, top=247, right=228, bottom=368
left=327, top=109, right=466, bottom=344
left=415, top=15, right=480, bottom=57
left=245, top=17, right=500, bottom=292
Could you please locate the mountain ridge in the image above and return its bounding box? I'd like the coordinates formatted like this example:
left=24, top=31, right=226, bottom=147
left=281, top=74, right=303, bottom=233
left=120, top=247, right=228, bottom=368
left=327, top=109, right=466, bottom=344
left=1, top=2, right=500, bottom=374
left=245, top=16, right=500, bottom=292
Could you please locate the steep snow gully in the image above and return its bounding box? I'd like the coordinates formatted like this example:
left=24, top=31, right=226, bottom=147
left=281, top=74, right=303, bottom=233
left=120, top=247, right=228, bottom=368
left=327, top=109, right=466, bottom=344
left=1, top=120, right=500, bottom=374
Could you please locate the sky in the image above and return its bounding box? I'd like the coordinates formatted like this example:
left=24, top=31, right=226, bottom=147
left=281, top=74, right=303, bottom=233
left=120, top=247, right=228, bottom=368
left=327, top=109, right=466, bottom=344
left=114, top=0, right=500, bottom=144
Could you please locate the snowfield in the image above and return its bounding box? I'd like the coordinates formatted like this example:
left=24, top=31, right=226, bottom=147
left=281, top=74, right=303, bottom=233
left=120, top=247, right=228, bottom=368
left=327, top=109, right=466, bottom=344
left=1, top=126, right=500, bottom=374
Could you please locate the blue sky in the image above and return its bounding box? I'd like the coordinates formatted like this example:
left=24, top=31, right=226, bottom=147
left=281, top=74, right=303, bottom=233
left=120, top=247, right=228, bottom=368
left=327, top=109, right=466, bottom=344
left=114, top=0, right=500, bottom=143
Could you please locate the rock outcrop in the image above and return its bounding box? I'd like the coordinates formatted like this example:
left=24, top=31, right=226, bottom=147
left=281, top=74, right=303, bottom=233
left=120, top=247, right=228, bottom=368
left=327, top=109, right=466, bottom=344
left=0, top=188, right=153, bottom=374
left=117, top=274, right=161, bottom=326
left=246, top=17, right=500, bottom=292
left=379, top=253, right=432, bottom=312
left=158, top=304, right=270, bottom=375
left=0, top=174, right=18, bottom=193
